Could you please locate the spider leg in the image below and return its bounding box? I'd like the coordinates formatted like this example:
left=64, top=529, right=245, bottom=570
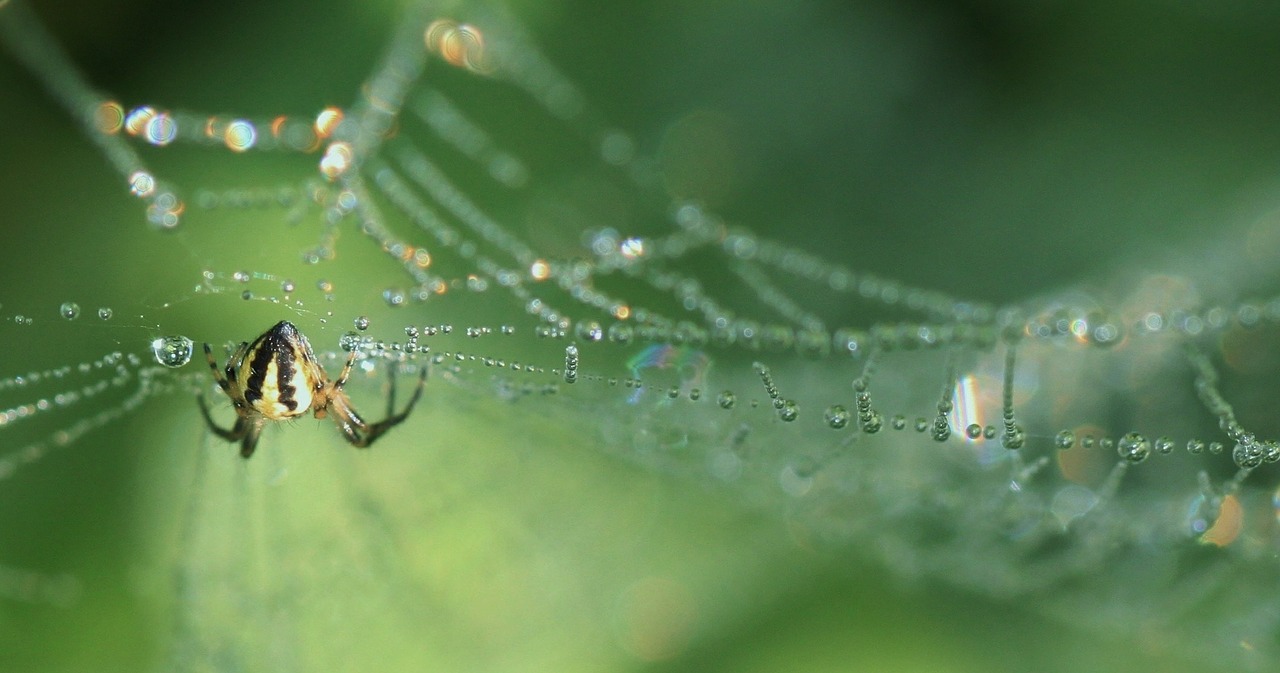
left=329, top=396, right=367, bottom=446
left=333, top=348, right=358, bottom=389
left=238, top=417, right=267, bottom=459
left=203, top=343, right=231, bottom=394
left=329, top=364, right=427, bottom=448
left=196, top=393, right=247, bottom=442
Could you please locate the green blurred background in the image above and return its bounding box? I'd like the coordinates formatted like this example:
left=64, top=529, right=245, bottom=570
left=3, top=0, right=1280, bottom=671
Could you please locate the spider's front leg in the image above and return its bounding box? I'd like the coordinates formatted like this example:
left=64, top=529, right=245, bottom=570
left=196, top=392, right=249, bottom=445
left=239, top=417, right=267, bottom=459
left=203, top=343, right=231, bottom=394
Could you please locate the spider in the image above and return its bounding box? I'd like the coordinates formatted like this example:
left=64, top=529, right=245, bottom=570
left=197, top=320, right=426, bottom=458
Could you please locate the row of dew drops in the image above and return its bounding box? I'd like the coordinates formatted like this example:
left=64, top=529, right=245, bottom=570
left=12, top=299, right=1274, bottom=472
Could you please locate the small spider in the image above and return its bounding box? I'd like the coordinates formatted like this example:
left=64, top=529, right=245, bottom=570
left=197, top=320, right=426, bottom=458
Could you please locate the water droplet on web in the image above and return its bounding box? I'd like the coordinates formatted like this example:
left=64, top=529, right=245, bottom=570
left=778, top=400, right=798, bottom=422
left=607, top=323, right=633, bottom=344
left=1186, top=438, right=1205, bottom=454
left=779, top=461, right=814, bottom=497
left=861, top=410, right=883, bottom=434
left=150, top=335, right=194, bottom=368
left=575, top=321, right=603, bottom=342
left=716, top=391, right=736, bottom=409
left=281, top=280, right=296, bottom=294
left=59, top=302, right=80, bottom=320
left=354, top=315, right=370, bottom=331
left=1118, top=432, right=1150, bottom=463
left=1232, top=441, right=1264, bottom=469
left=931, top=417, right=951, bottom=442
left=890, top=414, right=906, bottom=430
left=823, top=405, right=849, bottom=429
left=1154, top=436, right=1174, bottom=455
left=965, top=423, right=982, bottom=440
left=97, top=307, right=113, bottom=320
left=1054, top=430, right=1076, bottom=449
left=382, top=287, right=407, bottom=307
left=339, top=331, right=361, bottom=352
left=563, top=344, right=579, bottom=384
left=1263, top=440, right=1280, bottom=464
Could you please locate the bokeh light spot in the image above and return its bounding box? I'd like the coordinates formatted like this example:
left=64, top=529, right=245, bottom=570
left=224, top=119, right=257, bottom=152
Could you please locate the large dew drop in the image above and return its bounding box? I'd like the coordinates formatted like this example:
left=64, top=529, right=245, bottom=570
left=150, top=335, right=194, bottom=368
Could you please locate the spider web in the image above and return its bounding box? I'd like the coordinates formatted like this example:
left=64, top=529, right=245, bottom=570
left=3, top=0, right=1280, bottom=671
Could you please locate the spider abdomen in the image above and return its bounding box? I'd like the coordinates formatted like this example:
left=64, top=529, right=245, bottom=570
left=238, top=321, right=318, bottom=420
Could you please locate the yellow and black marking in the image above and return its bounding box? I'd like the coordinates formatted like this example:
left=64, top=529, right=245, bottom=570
left=238, top=321, right=318, bottom=420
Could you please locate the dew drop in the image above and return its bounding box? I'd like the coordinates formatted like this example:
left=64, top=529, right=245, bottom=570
left=965, top=423, right=982, bottom=440
left=576, top=321, right=604, bottom=342
left=354, top=315, right=370, bottom=331
left=778, top=400, right=798, bottom=422
left=1002, top=424, right=1025, bottom=450
left=689, top=388, right=701, bottom=401
left=1080, top=435, right=1095, bottom=449
left=339, top=331, right=361, bottom=352
left=59, top=302, right=80, bottom=320
left=150, top=335, right=194, bottom=368
left=914, top=417, right=929, bottom=432
left=563, top=344, right=579, bottom=384
left=1208, top=441, right=1224, bottom=455
left=382, top=287, right=407, bottom=307
left=1154, top=436, right=1174, bottom=455
left=607, top=323, right=633, bottom=344
left=97, top=307, right=113, bottom=320
left=824, top=405, right=849, bottom=429
left=861, top=410, right=883, bottom=434
left=931, top=416, right=951, bottom=442
left=1232, top=440, right=1264, bottom=469
left=281, top=279, right=296, bottom=294
left=1264, top=440, right=1280, bottom=464
left=716, top=391, right=736, bottom=409
left=1117, top=432, right=1150, bottom=464
left=1186, top=438, right=1205, bottom=454
left=890, top=414, right=906, bottom=430
left=1054, top=429, right=1076, bottom=450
